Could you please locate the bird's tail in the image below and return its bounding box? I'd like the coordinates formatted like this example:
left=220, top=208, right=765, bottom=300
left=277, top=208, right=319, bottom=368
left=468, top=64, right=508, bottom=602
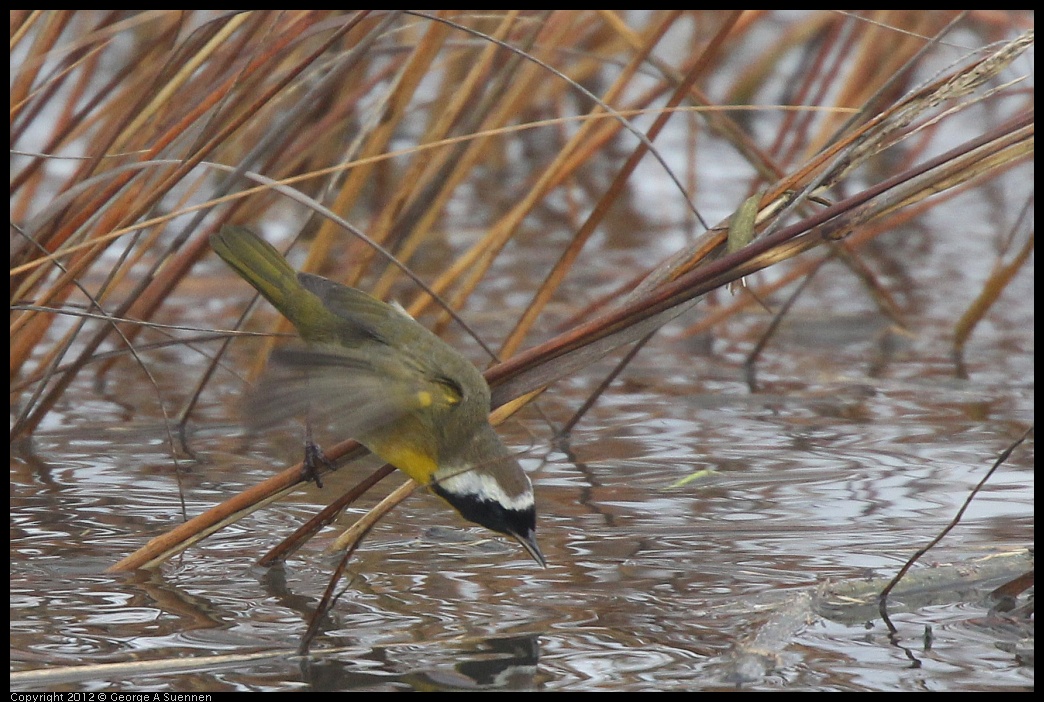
left=210, top=226, right=317, bottom=327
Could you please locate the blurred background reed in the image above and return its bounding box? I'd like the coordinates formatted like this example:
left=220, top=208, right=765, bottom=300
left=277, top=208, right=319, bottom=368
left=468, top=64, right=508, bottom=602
left=11, top=11, right=1032, bottom=439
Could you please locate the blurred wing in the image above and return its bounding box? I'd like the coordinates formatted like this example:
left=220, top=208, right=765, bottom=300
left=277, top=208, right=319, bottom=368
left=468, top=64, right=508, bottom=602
left=247, top=344, right=460, bottom=439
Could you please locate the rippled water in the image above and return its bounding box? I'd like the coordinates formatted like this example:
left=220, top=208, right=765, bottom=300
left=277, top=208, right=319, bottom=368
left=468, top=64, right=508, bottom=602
left=11, top=253, right=1033, bottom=690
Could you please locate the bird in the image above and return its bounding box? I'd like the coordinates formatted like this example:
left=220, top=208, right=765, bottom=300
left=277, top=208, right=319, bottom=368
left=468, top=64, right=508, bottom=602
left=210, top=226, right=545, bottom=566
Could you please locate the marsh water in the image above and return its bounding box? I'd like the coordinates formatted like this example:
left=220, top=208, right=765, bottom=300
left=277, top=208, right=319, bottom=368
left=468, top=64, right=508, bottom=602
left=11, top=198, right=1033, bottom=690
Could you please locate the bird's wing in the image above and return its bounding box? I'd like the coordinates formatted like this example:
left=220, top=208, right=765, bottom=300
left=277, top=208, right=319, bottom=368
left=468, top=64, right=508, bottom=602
left=246, top=343, right=461, bottom=440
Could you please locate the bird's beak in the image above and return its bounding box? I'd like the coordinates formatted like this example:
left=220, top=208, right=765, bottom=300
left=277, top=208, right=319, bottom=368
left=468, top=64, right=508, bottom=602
left=513, top=529, right=547, bottom=568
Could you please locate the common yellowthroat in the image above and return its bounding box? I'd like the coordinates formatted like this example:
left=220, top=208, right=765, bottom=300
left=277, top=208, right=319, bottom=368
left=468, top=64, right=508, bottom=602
left=211, top=226, right=545, bottom=567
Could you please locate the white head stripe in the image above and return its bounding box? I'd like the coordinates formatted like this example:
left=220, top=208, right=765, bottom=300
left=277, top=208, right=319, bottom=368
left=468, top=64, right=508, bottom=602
left=436, top=471, right=534, bottom=512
